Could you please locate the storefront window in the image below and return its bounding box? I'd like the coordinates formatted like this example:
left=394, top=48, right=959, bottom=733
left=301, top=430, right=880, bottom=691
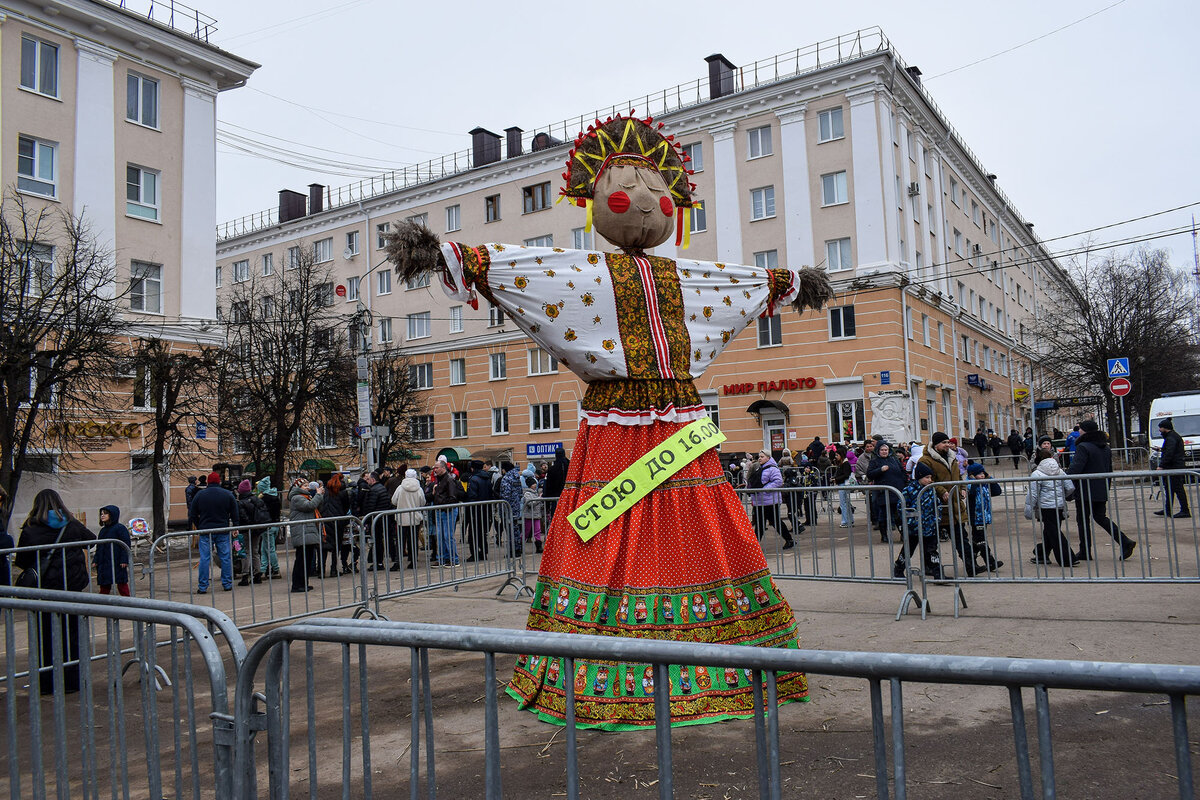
left=829, top=400, right=865, bottom=442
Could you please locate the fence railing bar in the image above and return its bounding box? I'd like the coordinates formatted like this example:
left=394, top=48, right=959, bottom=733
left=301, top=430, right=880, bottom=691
left=484, top=651, right=501, bottom=800
left=1007, top=686, right=1036, bottom=800
left=1034, top=685, right=1056, bottom=798
left=1170, top=693, right=1193, bottom=800
left=409, top=647, right=420, bottom=800
left=341, top=643, right=352, bottom=797
left=359, top=642, right=373, bottom=798
left=305, top=641, right=317, bottom=800
left=766, top=670, right=781, bottom=800
left=752, top=668, right=769, bottom=799
left=869, top=678, right=890, bottom=800
left=889, top=678, right=907, bottom=800
left=563, top=654, right=579, bottom=800
left=652, top=661, right=673, bottom=800
left=421, top=647, right=436, bottom=800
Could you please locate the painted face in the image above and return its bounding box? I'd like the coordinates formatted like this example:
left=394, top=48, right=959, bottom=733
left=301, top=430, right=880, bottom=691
left=592, top=163, right=675, bottom=250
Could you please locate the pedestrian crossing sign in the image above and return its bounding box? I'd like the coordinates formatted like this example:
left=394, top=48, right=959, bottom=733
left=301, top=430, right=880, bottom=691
left=1106, top=358, right=1130, bottom=378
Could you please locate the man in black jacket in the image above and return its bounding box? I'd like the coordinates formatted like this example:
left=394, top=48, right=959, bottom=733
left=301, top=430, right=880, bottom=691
left=1066, top=420, right=1137, bottom=560
left=358, top=471, right=393, bottom=568
left=1155, top=419, right=1191, bottom=518
left=188, top=470, right=239, bottom=593
left=464, top=460, right=493, bottom=562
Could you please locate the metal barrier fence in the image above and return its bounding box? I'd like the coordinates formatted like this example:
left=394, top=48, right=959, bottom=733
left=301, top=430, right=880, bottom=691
left=0, top=539, right=137, bottom=595
left=1, top=587, right=245, bottom=799
left=358, top=499, right=533, bottom=620
left=909, top=469, right=1200, bottom=616
left=231, top=617, right=1200, bottom=800
left=147, top=515, right=370, bottom=630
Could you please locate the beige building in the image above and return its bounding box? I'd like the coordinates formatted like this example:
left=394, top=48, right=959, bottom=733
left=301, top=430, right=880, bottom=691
left=4, top=0, right=256, bottom=519
left=215, top=30, right=1070, bottom=473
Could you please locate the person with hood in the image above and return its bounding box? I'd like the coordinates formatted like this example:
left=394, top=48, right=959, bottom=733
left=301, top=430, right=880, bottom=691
left=894, top=462, right=943, bottom=579
left=188, top=470, right=239, bottom=593
left=391, top=468, right=427, bottom=568
left=235, top=479, right=270, bottom=586
left=464, top=460, right=494, bottom=563
left=15, top=489, right=96, bottom=693
left=1155, top=418, right=1191, bottom=518
left=541, top=446, right=569, bottom=525
left=522, top=476, right=546, bottom=552
left=288, top=480, right=325, bottom=592
left=866, top=441, right=906, bottom=542
left=95, top=505, right=132, bottom=595
left=805, top=436, right=824, bottom=463
left=498, top=461, right=524, bottom=558
left=919, top=432, right=985, bottom=577
left=1024, top=453, right=1077, bottom=567
left=973, top=429, right=989, bottom=463
left=320, top=473, right=353, bottom=576
left=256, top=476, right=282, bottom=579
left=1066, top=419, right=1137, bottom=561
left=748, top=449, right=794, bottom=548
left=965, top=464, right=1003, bottom=571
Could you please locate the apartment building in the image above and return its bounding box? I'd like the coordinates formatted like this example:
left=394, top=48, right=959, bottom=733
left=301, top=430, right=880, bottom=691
left=4, top=0, right=256, bottom=518
left=215, top=29, right=1068, bottom=473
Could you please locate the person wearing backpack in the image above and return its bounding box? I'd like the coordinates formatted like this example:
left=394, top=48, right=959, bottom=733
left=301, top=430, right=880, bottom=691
left=235, top=479, right=270, bottom=586
left=748, top=450, right=794, bottom=549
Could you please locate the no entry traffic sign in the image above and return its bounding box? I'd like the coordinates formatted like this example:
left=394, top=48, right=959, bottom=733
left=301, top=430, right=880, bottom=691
left=1109, top=377, right=1131, bottom=397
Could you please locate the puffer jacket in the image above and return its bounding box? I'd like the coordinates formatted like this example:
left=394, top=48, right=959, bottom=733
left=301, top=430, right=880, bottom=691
left=287, top=486, right=325, bottom=546
left=750, top=458, right=783, bottom=506
left=1066, top=430, right=1115, bottom=502
left=1024, top=458, right=1074, bottom=516
left=391, top=476, right=427, bottom=526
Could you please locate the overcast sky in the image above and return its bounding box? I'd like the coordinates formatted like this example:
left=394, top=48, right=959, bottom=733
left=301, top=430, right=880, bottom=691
left=198, top=0, right=1199, bottom=272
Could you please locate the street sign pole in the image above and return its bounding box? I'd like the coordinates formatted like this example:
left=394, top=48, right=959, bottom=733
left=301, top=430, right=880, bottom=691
left=1119, top=395, right=1128, bottom=459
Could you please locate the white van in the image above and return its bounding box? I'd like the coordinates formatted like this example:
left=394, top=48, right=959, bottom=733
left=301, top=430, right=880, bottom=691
left=1148, top=391, right=1200, bottom=467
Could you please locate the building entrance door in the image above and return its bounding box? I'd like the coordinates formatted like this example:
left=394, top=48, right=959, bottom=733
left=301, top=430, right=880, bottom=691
left=762, top=415, right=786, bottom=455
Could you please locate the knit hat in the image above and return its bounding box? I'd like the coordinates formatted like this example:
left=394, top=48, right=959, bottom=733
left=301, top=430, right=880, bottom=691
left=948, top=437, right=959, bottom=446
left=966, top=463, right=986, bottom=476
left=930, top=432, right=949, bottom=447
left=914, top=463, right=935, bottom=480
left=208, top=471, right=221, bottom=485
left=1037, top=435, right=1053, bottom=446
left=405, top=468, right=418, bottom=479
left=1159, top=418, right=1174, bottom=431
left=237, top=479, right=252, bottom=493
left=1080, top=419, right=1099, bottom=433
left=307, top=481, right=320, bottom=492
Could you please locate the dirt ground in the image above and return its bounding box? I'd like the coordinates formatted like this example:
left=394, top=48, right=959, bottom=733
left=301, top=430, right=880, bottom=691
left=254, top=573, right=1200, bottom=799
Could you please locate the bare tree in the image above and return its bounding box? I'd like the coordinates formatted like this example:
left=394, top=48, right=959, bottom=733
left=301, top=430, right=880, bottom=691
left=0, top=195, right=126, bottom=526
left=125, top=337, right=220, bottom=537
left=368, top=345, right=426, bottom=469
left=219, top=249, right=356, bottom=492
left=1031, top=245, right=1200, bottom=440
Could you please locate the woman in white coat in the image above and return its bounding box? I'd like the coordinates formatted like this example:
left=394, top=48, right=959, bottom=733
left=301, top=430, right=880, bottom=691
left=1024, top=457, right=1078, bottom=566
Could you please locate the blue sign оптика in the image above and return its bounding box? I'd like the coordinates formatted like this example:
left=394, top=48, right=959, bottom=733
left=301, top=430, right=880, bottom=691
left=527, top=443, right=563, bottom=457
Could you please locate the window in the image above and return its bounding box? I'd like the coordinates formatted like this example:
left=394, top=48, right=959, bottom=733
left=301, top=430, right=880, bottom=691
left=528, top=347, right=558, bottom=375
left=757, top=315, right=782, bottom=347
left=376, top=222, right=391, bottom=249
left=231, top=301, right=250, bottom=324
left=488, top=301, right=506, bottom=327
left=904, top=306, right=914, bottom=339
left=346, top=230, right=359, bottom=256
left=961, top=335, right=971, bottom=362
left=489, top=352, right=506, bottom=380
left=690, top=202, right=707, bottom=233
left=316, top=424, right=337, bottom=449
left=126, top=73, right=159, bottom=127
left=492, top=407, right=509, bottom=435
left=938, top=321, right=946, bottom=353
left=451, top=411, right=468, bottom=439
left=449, top=358, right=466, bottom=385
left=406, top=311, right=430, bottom=340
left=379, top=317, right=393, bottom=343
left=953, top=229, right=963, bottom=257
left=449, top=306, right=463, bottom=333
left=915, top=251, right=924, bottom=273
left=826, top=238, right=852, bottom=272
left=17, top=136, right=56, bottom=197
left=22, top=243, right=53, bottom=296
left=818, top=107, right=844, bottom=142
left=971, top=200, right=980, bottom=226
left=286, top=246, right=300, bottom=269
left=572, top=228, right=595, bottom=250
left=524, top=234, right=554, bottom=248
left=949, top=177, right=959, bottom=206
left=754, top=250, right=778, bottom=270
left=747, top=125, right=773, bottom=158
left=259, top=296, right=275, bottom=318
left=313, top=238, right=332, bottom=263
left=445, top=204, right=461, bottom=232
left=750, top=186, right=775, bottom=220
left=377, top=269, right=392, bottom=295
left=316, top=282, right=334, bottom=307
left=126, top=165, right=160, bottom=221
left=214, top=266, right=222, bottom=288
left=410, top=415, right=435, bottom=441
left=821, top=171, right=848, bottom=206
left=406, top=272, right=430, bottom=290
left=262, top=253, right=274, bottom=276
left=830, top=306, right=856, bottom=339
left=130, top=261, right=162, bottom=313
left=906, top=128, right=917, bottom=161
left=485, top=194, right=501, bottom=223
left=20, top=36, right=58, bottom=97
left=132, top=364, right=157, bottom=411
left=405, top=213, right=428, bottom=228
left=522, top=182, right=551, bottom=214
left=531, top=402, right=560, bottom=432
left=682, top=142, right=703, bottom=172
left=346, top=276, right=360, bottom=301
left=921, top=314, right=931, bottom=347
left=408, top=363, right=433, bottom=390
left=924, top=149, right=932, bottom=177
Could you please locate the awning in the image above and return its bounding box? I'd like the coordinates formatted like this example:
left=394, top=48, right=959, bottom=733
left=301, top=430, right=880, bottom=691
left=746, top=400, right=790, bottom=419
left=298, top=458, right=336, bottom=471
left=436, top=446, right=472, bottom=463
left=468, top=447, right=514, bottom=462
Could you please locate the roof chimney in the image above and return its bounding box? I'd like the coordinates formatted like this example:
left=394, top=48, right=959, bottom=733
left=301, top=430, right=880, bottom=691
left=470, top=127, right=502, bottom=167
left=531, top=131, right=563, bottom=152
left=705, top=53, right=737, bottom=100
left=308, top=183, right=325, bottom=214
left=278, top=189, right=306, bottom=224
left=905, top=66, right=923, bottom=85
left=505, top=127, right=523, bottom=158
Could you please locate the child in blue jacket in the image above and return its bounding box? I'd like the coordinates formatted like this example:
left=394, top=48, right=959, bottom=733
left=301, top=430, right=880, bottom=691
left=95, top=505, right=132, bottom=596
left=894, top=464, right=943, bottom=579
left=965, top=464, right=1004, bottom=572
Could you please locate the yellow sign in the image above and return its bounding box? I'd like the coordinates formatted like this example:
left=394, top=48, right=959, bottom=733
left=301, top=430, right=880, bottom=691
left=570, top=418, right=726, bottom=542
left=1014, top=388, right=1030, bottom=403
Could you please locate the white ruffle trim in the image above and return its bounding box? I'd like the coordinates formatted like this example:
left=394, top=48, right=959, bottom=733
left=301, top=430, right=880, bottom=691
left=581, top=403, right=709, bottom=427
